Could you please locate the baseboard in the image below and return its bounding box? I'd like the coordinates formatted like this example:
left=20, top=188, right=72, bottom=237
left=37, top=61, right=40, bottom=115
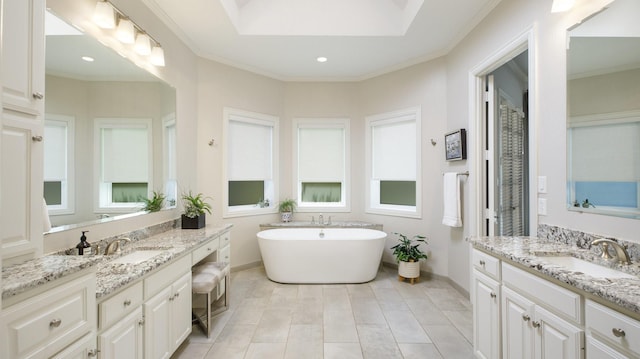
left=231, top=261, right=263, bottom=272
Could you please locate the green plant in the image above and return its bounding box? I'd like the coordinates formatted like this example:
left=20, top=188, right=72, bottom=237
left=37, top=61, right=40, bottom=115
left=142, top=191, right=166, bottom=212
left=278, top=198, right=297, bottom=213
left=390, top=232, right=428, bottom=262
left=182, top=191, right=212, bottom=218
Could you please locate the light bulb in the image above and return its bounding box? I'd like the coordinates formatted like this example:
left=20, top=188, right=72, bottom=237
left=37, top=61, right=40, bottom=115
left=150, top=46, right=165, bottom=66
left=135, top=33, right=151, bottom=56
left=93, top=1, right=115, bottom=29
left=116, top=18, right=135, bottom=44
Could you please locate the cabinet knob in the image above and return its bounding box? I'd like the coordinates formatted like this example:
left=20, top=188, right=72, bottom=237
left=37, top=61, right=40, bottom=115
left=32, top=92, right=44, bottom=100
left=32, top=135, right=43, bottom=142
left=207, top=247, right=212, bottom=251
left=88, top=349, right=100, bottom=357
left=49, top=318, right=62, bottom=328
left=490, top=292, right=496, bottom=298
left=124, top=299, right=132, bottom=306
left=479, top=260, right=486, bottom=266
left=612, top=328, right=626, bottom=338
left=532, top=321, right=541, bottom=328
left=138, top=318, right=145, bottom=326
left=522, top=314, right=530, bottom=322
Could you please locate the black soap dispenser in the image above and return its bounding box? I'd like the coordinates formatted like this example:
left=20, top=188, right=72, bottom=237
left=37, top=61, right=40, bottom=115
left=76, top=231, right=91, bottom=255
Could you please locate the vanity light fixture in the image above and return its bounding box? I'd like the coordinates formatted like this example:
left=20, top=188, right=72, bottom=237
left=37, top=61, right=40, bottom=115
left=81, top=56, right=95, bottom=62
left=551, top=0, right=575, bottom=13
left=317, top=56, right=328, bottom=63
left=134, top=32, right=152, bottom=55
left=91, top=0, right=166, bottom=66
left=116, top=18, right=135, bottom=44
left=92, top=0, right=115, bottom=29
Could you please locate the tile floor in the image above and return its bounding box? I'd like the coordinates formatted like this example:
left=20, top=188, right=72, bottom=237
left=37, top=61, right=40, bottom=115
left=171, top=266, right=474, bottom=359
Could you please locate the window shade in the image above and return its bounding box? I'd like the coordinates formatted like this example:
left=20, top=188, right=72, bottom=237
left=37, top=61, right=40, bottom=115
left=228, top=118, right=272, bottom=180
left=299, top=127, right=344, bottom=181
left=372, top=119, right=416, bottom=180
left=44, top=122, right=67, bottom=180
left=102, top=127, right=149, bottom=182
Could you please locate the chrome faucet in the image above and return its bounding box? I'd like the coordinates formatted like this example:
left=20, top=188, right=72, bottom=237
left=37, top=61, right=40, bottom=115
left=105, top=237, right=132, bottom=255
left=591, top=238, right=631, bottom=265
left=318, top=214, right=324, bottom=225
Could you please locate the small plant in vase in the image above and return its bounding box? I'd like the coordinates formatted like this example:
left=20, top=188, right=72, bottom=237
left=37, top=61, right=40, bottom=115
left=278, top=198, right=297, bottom=222
left=181, top=191, right=212, bottom=229
left=141, top=191, right=166, bottom=212
left=390, top=232, right=428, bottom=284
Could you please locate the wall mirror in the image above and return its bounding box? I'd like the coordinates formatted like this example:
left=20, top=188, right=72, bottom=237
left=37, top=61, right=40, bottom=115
left=566, top=0, right=640, bottom=219
left=44, top=10, right=177, bottom=232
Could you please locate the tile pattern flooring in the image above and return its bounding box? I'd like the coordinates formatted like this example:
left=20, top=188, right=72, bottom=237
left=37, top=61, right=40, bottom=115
left=171, top=266, right=474, bottom=359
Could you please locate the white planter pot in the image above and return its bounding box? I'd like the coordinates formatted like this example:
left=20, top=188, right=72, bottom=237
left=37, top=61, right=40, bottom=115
left=281, top=212, right=292, bottom=222
left=398, top=260, right=420, bottom=278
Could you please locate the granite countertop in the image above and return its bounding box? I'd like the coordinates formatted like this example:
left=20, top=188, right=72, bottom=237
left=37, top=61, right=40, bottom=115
left=471, top=236, right=640, bottom=315
left=2, top=223, right=233, bottom=301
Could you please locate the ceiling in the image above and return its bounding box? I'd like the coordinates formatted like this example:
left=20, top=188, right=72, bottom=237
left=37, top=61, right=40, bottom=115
left=142, top=0, right=502, bottom=81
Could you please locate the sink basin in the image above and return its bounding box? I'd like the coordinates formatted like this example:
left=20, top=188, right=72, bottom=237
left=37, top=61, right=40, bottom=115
left=110, top=250, right=164, bottom=264
left=540, top=256, right=635, bottom=279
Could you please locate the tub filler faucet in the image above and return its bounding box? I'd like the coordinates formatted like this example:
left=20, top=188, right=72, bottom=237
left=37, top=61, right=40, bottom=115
left=319, top=214, right=324, bottom=225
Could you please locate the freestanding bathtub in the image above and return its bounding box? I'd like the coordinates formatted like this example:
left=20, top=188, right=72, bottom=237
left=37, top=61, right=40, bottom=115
left=257, top=228, right=387, bottom=284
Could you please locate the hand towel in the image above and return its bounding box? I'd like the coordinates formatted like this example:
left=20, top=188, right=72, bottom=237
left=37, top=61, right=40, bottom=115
left=43, top=198, right=52, bottom=232
left=442, top=172, right=462, bottom=227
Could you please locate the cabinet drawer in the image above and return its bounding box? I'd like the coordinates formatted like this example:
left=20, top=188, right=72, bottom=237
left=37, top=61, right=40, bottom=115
left=586, top=299, right=640, bottom=355
left=192, top=236, right=220, bottom=265
left=472, top=249, right=500, bottom=280
left=502, top=262, right=582, bottom=324
left=219, top=243, right=231, bottom=263
left=98, top=281, right=143, bottom=330
left=220, top=231, right=231, bottom=249
left=1, top=273, right=96, bottom=359
left=144, top=255, right=191, bottom=299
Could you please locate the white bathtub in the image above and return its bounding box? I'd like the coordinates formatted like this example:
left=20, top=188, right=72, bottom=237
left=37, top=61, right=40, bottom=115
left=257, top=228, right=387, bottom=284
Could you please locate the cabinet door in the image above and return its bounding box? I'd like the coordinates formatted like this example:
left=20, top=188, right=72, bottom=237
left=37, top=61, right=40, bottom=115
left=50, top=333, right=96, bottom=359
left=2, top=0, right=45, bottom=115
left=534, top=306, right=584, bottom=359
left=171, top=272, right=192, bottom=350
left=473, top=270, right=501, bottom=359
left=1, top=108, right=43, bottom=260
left=144, top=287, right=172, bottom=359
left=99, top=307, right=143, bottom=359
left=586, top=335, right=629, bottom=359
left=502, top=286, right=535, bottom=359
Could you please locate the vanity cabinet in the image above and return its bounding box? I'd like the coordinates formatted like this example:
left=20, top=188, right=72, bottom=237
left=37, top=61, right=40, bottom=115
left=99, top=307, right=144, bottom=359
left=472, top=249, right=501, bottom=359
left=585, top=299, right=640, bottom=358
left=0, top=272, right=96, bottom=359
left=143, top=256, right=192, bottom=359
left=1, top=0, right=45, bottom=263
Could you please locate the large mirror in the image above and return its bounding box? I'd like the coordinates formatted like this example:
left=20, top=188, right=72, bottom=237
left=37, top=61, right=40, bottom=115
left=44, top=10, right=177, bottom=231
left=566, top=0, right=640, bottom=219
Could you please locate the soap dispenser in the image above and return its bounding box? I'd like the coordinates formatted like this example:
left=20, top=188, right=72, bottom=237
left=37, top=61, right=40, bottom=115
left=76, top=231, right=91, bottom=255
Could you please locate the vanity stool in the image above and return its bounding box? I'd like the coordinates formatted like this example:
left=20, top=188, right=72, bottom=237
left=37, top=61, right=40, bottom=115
left=191, top=261, right=230, bottom=337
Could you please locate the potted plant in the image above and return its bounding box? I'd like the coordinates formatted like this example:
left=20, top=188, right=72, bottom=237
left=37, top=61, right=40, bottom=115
left=181, top=191, right=212, bottom=229
left=141, top=190, right=166, bottom=212
left=390, top=232, right=428, bottom=284
left=278, top=198, right=297, bottom=222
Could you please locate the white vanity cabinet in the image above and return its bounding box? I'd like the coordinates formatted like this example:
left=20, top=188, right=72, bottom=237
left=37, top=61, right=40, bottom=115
left=1, top=0, right=45, bottom=263
left=0, top=272, right=96, bottom=359
left=502, top=262, right=584, bottom=359
left=97, top=281, right=144, bottom=359
left=585, top=299, right=640, bottom=358
left=143, top=255, right=192, bottom=359
left=472, top=249, right=501, bottom=359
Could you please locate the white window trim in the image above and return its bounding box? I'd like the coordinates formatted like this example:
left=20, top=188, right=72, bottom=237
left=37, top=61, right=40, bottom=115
left=293, top=118, right=351, bottom=213
left=365, top=106, right=422, bottom=218
left=222, top=107, right=279, bottom=218
left=44, top=114, right=75, bottom=215
left=94, top=118, right=153, bottom=213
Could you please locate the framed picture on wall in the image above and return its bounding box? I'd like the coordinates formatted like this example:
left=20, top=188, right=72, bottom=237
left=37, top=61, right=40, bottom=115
left=445, top=129, right=467, bottom=161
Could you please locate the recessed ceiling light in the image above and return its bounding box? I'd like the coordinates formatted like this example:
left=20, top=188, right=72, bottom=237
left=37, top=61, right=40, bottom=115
left=317, top=56, right=328, bottom=63
left=81, top=56, right=95, bottom=62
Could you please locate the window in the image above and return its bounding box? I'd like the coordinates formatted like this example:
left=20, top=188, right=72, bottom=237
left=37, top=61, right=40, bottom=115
left=294, top=118, right=350, bottom=211
left=95, top=118, right=152, bottom=212
left=223, top=108, right=279, bottom=217
left=366, top=107, right=421, bottom=217
left=44, top=115, right=74, bottom=214
left=163, top=114, right=177, bottom=208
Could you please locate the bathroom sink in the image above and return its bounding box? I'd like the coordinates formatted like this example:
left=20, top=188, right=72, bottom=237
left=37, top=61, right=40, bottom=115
left=540, top=256, right=635, bottom=279
left=110, top=250, right=164, bottom=264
